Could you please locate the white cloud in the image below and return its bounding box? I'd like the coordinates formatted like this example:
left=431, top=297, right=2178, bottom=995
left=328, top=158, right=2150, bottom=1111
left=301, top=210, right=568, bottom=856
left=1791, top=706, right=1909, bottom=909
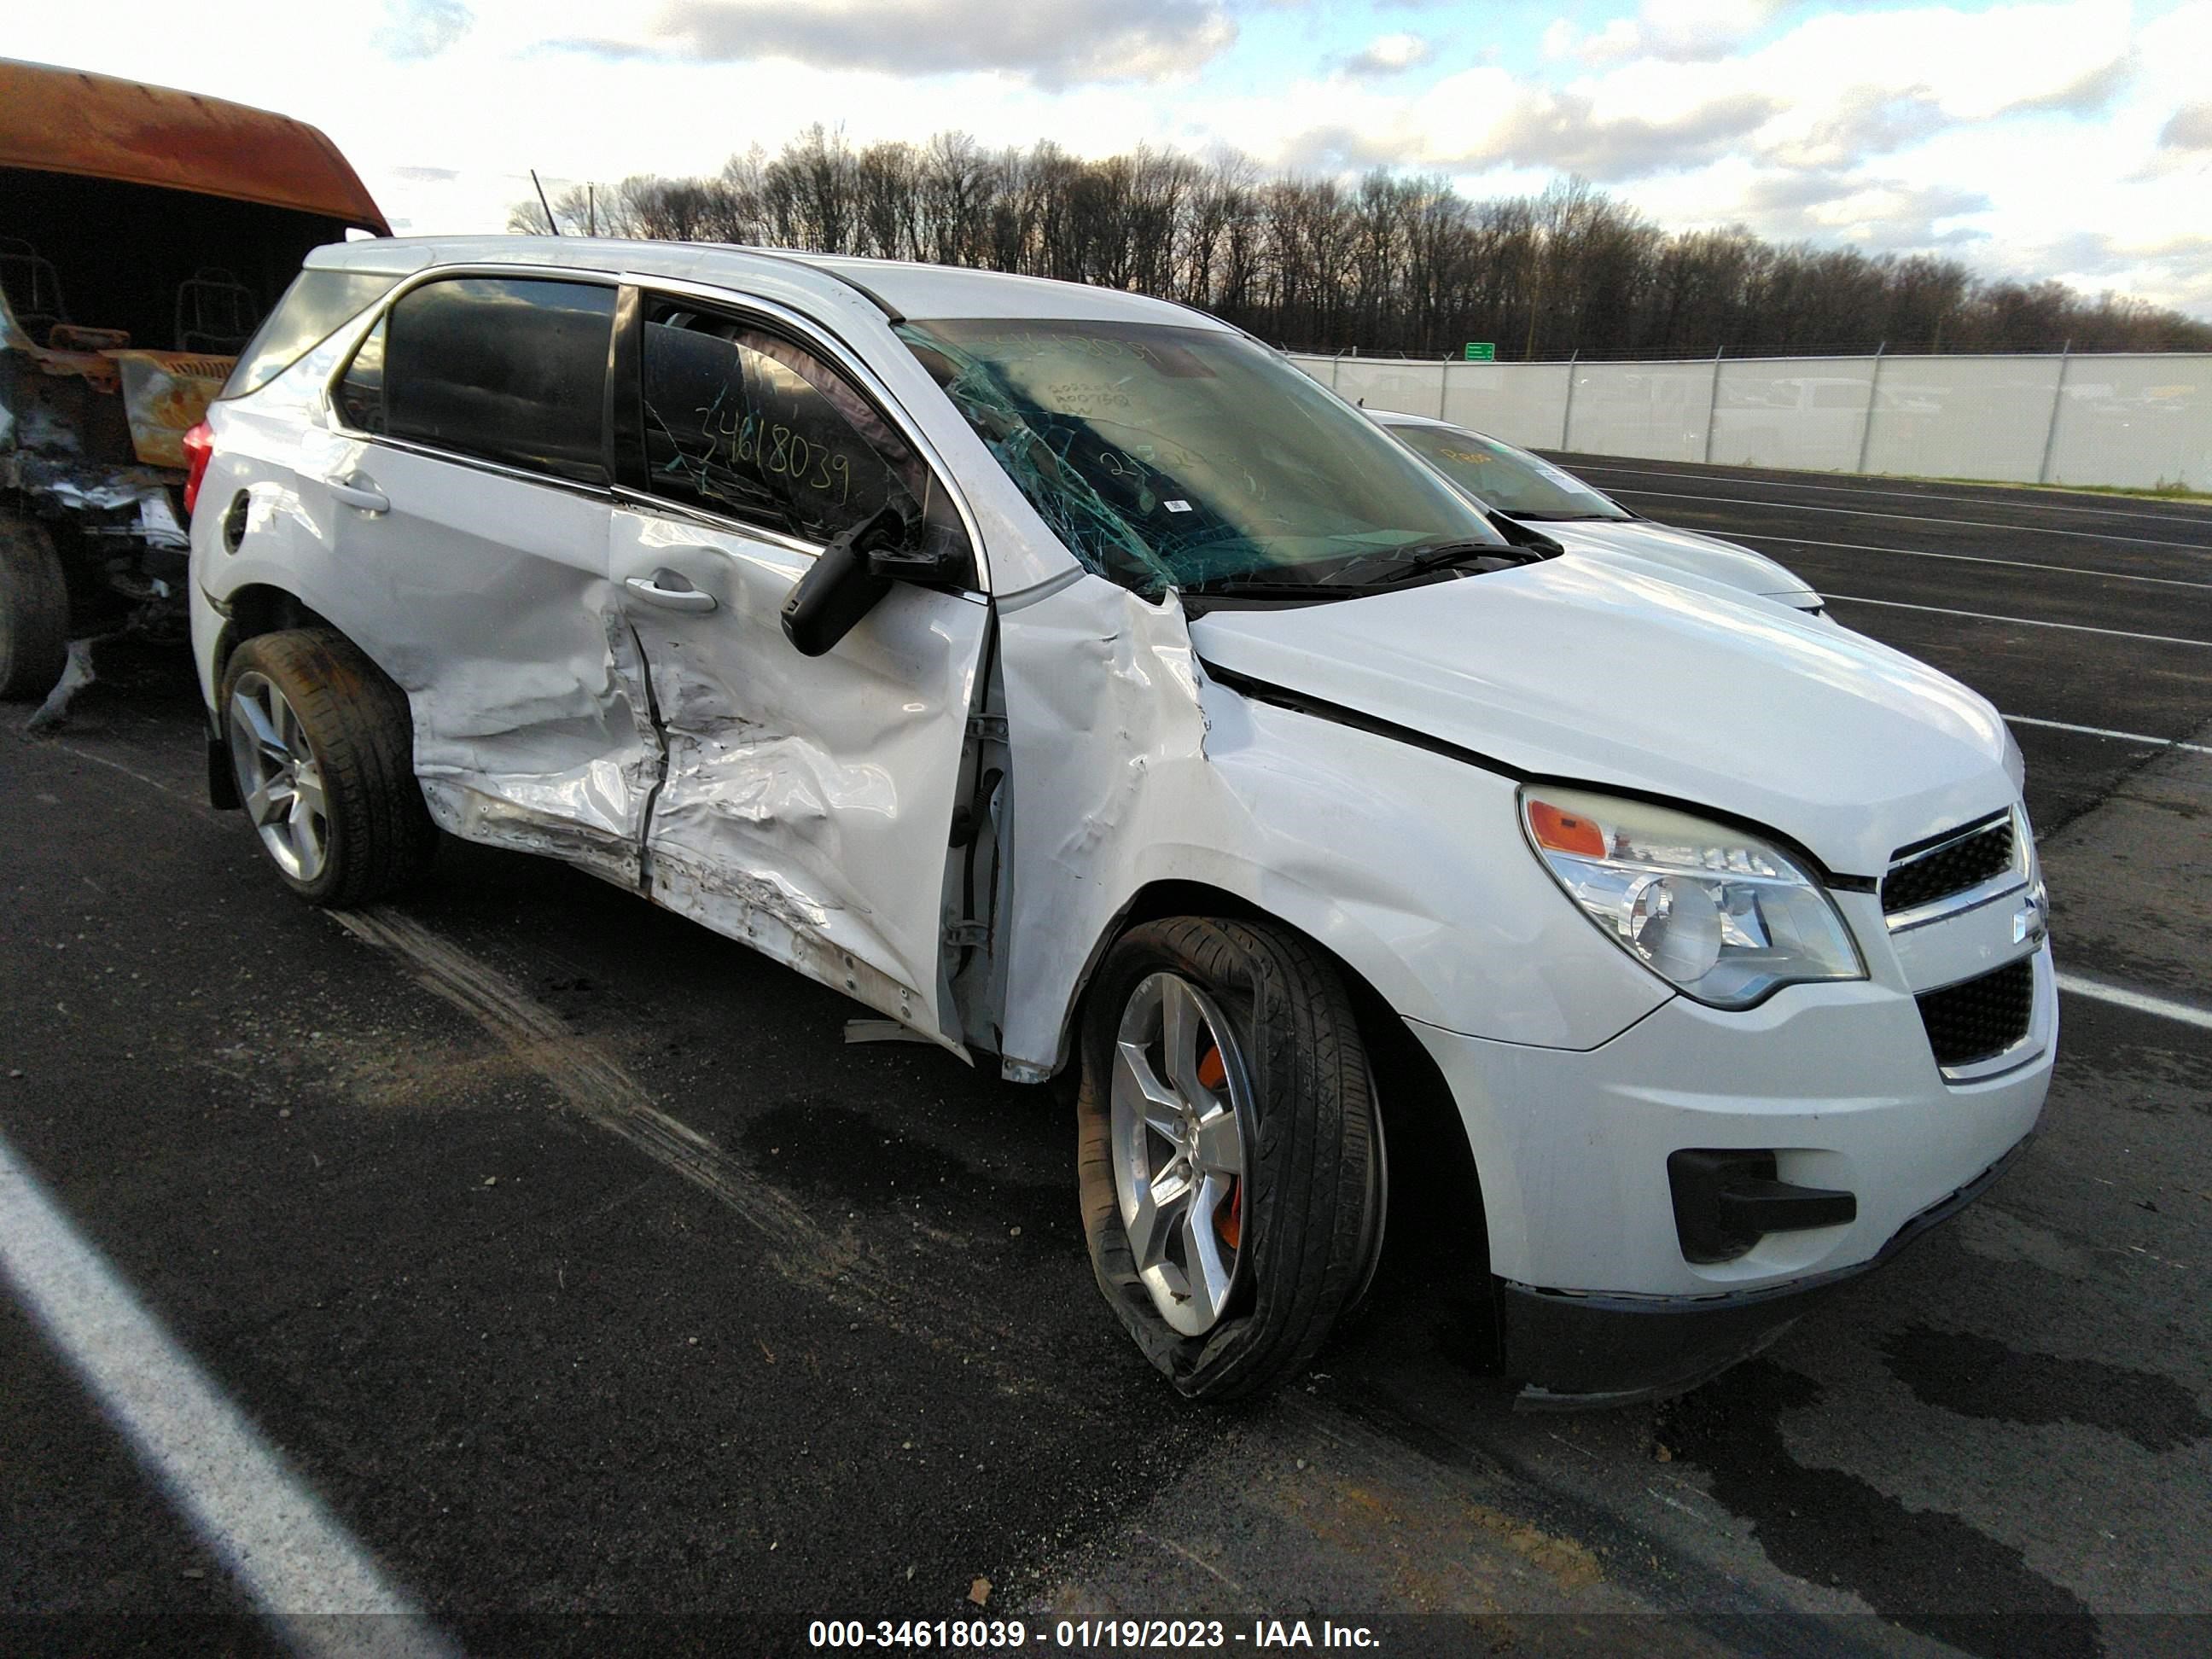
left=2162, top=102, right=2212, bottom=151
left=5, top=0, right=2208, bottom=317
left=1551, top=0, right=1785, bottom=66
left=1342, top=32, right=1431, bottom=75
left=1272, top=73, right=1779, bottom=179
left=558, top=0, right=1237, bottom=87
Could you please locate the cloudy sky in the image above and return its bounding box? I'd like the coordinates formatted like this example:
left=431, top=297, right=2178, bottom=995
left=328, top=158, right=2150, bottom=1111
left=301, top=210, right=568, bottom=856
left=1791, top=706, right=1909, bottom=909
left=17, top=0, right=2212, bottom=316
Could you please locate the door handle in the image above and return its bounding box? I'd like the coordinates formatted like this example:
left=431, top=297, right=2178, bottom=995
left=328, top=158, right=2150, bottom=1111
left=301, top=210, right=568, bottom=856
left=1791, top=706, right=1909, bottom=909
left=325, top=474, right=388, bottom=514
left=625, top=570, right=719, bottom=613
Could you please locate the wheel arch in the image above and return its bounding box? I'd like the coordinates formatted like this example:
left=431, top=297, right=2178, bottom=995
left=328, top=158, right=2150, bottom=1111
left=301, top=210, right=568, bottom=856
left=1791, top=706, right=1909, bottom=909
left=1068, top=878, right=1491, bottom=1291
left=209, top=583, right=339, bottom=696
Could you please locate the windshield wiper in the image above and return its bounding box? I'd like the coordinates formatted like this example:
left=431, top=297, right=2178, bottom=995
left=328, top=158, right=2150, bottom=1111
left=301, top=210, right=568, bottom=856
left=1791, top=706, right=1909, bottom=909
left=1363, top=538, right=1539, bottom=584
left=1178, top=577, right=1400, bottom=602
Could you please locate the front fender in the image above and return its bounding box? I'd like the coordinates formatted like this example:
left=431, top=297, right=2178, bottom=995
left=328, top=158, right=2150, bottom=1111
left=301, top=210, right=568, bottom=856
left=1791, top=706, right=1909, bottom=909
left=992, top=577, right=1668, bottom=1077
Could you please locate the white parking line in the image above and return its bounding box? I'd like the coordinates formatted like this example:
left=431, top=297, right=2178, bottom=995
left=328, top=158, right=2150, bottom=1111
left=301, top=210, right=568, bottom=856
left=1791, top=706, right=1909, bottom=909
left=1604, top=486, right=2212, bottom=550
left=2003, top=715, right=2212, bottom=755
left=1824, top=593, right=2212, bottom=647
left=1564, top=462, right=2212, bottom=530
left=2056, top=975, right=2212, bottom=1033
left=0, top=1129, right=451, bottom=1655
left=1732, top=533, right=2212, bottom=591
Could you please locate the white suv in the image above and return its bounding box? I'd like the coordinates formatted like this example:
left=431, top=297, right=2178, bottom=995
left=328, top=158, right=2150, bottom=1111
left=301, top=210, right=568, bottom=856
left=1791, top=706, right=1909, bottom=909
left=188, top=239, right=2054, bottom=1405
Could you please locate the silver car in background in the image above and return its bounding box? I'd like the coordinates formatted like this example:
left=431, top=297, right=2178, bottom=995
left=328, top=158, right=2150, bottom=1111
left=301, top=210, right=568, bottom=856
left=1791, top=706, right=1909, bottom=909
left=1371, top=410, right=1828, bottom=618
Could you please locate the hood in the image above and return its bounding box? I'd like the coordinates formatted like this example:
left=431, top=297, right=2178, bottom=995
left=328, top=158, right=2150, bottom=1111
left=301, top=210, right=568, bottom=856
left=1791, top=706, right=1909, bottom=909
left=1529, top=517, right=1821, bottom=608
left=1188, top=557, right=2011, bottom=876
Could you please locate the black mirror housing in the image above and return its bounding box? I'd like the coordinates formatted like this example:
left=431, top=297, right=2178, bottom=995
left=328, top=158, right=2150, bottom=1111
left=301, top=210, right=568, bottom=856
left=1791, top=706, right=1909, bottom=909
left=781, top=506, right=905, bottom=657
left=866, top=541, right=968, bottom=584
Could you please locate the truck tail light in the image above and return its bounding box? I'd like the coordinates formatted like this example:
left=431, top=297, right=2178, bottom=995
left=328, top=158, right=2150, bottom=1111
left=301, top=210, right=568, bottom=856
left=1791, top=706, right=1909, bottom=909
left=182, top=421, right=215, bottom=516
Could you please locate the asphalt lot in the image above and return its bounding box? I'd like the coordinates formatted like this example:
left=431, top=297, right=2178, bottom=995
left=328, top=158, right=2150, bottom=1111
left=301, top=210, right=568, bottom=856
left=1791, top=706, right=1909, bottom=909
left=5, top=459, right=2210, bottom=1656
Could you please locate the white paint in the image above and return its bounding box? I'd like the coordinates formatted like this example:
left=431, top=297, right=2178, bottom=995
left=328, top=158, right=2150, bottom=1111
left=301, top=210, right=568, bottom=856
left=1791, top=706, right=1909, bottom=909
left=611, top=503, right=987, bottom=1045
left=1727, top=533, right=2212, bottom=592
left=1598, top=486, right=2212, bottom=552
left=2003, top=715, right=2212, bottom=755
left=1537, top=517, right=1820, bottom=608
left=2056, top=973, right=2212, bottom=1033
left=1193, top=556, right=2013, bottom=876
left=992, top=568, right=1674, bottom=1071
left=0, top=1130, right=449, bottom=1650
left=1411, top=942, right=2054, bottom=1295
left=1824, top=593, right=2212, bottom=649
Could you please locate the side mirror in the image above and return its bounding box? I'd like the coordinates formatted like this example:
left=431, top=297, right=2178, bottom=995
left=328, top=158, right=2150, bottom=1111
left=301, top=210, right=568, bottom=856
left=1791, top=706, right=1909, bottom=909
left=781, top=506, right=966, bottom=658
left=782, top=506, right=903, bottom=658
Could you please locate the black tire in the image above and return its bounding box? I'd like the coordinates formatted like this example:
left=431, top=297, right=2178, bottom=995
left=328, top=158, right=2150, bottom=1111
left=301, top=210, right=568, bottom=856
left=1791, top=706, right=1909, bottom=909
left=0, top=513, right=71, bottom=701
left=218, top=628, right=436, bottom=905
left=1077, top=917, right=1384, bottom=1400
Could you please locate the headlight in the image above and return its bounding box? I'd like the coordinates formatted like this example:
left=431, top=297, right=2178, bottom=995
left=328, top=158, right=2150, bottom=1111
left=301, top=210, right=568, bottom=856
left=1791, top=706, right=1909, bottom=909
left=1520, top=786, right=1865, bottom=1009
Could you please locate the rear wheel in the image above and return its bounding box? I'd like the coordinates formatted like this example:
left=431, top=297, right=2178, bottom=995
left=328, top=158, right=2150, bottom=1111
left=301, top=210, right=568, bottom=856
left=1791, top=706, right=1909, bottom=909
left=219, top=629, right=435, bottom=905
left=0, top=514, right=70, bottom=701
left=1077, top=917, right=1385, bottom=1400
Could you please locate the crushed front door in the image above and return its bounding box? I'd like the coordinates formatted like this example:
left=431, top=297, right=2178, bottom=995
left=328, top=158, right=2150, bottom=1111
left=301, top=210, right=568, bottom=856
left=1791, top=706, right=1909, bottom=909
left=609, top=294, right=987, bottom=1044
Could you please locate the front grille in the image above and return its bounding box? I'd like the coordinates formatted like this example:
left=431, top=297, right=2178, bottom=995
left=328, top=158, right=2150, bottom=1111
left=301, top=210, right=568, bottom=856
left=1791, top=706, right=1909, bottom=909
left=1884, top=817, right=2014, bottom=917
left=1917, top=958, right=2034, bottom=1070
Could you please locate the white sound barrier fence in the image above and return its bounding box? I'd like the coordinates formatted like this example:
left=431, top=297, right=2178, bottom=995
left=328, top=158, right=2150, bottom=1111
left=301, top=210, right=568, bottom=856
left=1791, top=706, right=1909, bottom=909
left=1292, top=351, right=2211, bottom=493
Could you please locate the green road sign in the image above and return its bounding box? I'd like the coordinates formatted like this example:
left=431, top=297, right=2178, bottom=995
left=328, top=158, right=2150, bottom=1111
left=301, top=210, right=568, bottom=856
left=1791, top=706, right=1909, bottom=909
left=1464, top=342, right=1496, bottom=361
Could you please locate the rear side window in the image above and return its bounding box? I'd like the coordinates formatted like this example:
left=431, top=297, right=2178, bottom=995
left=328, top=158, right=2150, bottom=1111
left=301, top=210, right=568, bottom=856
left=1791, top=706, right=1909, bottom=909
left=638, top=301, right=967, bottom=571
left=349, top=276, right=614, bottom=486
left=221, top=269, right=400, bottom=400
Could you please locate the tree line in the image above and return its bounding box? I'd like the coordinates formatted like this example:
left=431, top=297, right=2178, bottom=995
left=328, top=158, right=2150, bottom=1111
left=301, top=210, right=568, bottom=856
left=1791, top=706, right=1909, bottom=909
left=510, top=125, right=2212, bottom=359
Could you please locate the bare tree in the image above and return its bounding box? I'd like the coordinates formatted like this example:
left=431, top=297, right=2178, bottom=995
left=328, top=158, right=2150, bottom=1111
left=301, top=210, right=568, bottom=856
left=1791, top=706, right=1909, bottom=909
left=505, top=133, right=2212, bottom=356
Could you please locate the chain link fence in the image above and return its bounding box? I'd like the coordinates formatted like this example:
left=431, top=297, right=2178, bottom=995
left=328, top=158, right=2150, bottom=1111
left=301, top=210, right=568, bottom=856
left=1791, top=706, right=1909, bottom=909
left=1289, top=351, right=2211, bottom=492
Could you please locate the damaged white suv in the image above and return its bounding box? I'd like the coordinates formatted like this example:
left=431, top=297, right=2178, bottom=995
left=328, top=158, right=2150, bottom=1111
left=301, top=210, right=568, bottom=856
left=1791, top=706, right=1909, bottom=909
left=188, top=240, right=2054, bottom=1405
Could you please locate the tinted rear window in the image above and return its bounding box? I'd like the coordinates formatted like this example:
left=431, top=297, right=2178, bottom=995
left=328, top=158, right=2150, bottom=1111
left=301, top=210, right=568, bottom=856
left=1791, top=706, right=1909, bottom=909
left=221, top=268, right=399, bottom=399
left=382, top=276, right=614, bottom=486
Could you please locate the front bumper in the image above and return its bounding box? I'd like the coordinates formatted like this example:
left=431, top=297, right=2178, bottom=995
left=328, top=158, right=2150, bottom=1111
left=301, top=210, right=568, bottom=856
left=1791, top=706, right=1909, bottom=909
left=1499, top=1132, right=2031, bottom=1407
left=1408, top=945, right=2054, bottom=1394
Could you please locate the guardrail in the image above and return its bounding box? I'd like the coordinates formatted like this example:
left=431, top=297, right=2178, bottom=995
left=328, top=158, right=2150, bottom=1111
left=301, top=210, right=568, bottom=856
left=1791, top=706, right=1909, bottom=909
left=1289, top=350, right=2210, bottom=493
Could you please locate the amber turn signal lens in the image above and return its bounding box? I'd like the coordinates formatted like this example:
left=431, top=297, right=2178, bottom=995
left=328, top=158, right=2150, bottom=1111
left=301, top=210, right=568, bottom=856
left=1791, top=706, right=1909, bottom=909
left=1528, top=799, right=1605, bottom=858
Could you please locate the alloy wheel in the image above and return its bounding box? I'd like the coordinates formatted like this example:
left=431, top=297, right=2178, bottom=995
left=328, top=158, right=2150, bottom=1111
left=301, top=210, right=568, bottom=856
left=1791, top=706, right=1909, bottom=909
left=1109, top=971, right=1254, bottom=1336
left=227, top=671, right=330, bottom=883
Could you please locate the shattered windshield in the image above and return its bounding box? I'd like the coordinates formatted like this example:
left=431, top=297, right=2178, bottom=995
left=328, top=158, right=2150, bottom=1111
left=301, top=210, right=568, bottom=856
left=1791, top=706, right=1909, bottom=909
left=1383, top=422, right=1633, bottom=521
left=899, top=318, right=1508, bottom=597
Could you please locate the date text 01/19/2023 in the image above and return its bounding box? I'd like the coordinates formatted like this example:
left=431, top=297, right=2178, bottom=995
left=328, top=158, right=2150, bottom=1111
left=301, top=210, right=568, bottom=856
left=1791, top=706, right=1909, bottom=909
left=806, top=1618, right=1382, bottom=1650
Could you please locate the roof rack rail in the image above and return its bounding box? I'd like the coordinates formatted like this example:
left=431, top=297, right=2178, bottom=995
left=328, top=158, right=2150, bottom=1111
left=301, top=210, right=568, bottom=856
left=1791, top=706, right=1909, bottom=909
left=712, top=245, right=905, bottom=324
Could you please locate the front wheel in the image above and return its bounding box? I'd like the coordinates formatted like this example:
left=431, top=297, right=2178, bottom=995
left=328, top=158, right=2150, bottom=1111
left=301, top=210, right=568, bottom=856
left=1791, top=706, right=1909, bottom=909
left=1076, top=917, right=1385, bottom=1400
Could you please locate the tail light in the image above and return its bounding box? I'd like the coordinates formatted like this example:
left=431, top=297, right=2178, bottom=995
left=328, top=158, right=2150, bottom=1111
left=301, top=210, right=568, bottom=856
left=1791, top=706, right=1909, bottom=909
left=182, top=421, right=215, bottom=516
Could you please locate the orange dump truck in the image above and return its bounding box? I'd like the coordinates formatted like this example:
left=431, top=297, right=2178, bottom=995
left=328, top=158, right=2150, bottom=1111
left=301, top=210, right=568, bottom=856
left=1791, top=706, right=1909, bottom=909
left=1, top=58, right=387, bottom=701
